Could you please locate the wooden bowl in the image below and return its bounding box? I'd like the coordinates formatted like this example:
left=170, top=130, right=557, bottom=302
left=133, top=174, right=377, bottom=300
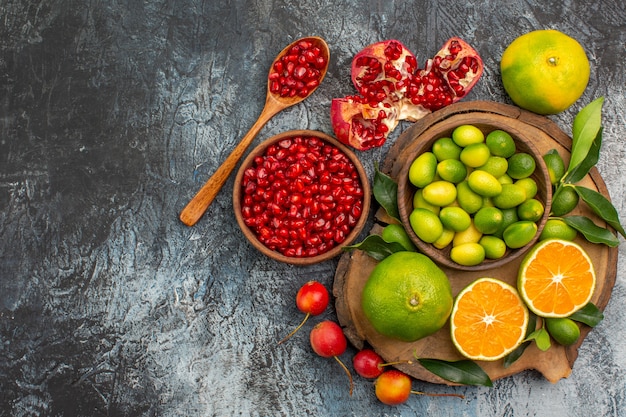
left=397, top=113, right=552, bottom=271
left=233, top=130, right=371, bottom=265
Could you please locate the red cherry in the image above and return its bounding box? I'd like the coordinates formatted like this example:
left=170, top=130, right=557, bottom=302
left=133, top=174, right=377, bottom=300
left=278, top=281, right=329, bottom=345
left=353, top=349, right=384, bottom=379
left=309, top=320, right=353, bottom=396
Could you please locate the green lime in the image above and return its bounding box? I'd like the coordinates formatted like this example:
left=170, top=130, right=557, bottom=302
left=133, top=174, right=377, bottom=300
left=437, top=159, right=467, bottom=183
left=545, top=317, right=580, bottom=346
left=551, top=185, right=579, bottom=216
left=467, top=170, right=503, bottom=198
left=450, top=242, right=486, bottom=266
left=413, top=189, right=440, bottom=215
left=433, top=228, right=455, bottom=249
left=539, top=219, right=578, bottom=241
left=503, top=221, right=538, bottom=249
left=409, top=208, right=444, bottom=243
left=456, top=181, right=483, bottom=214
left=486, top=130, right=516, bottom=158
left=422, top=180, right=457, bottom=207
left=498, top=174, right=514, bottom=184
left=460, top=143, right=491, bottom=168
left=474, top=206, right=504, bottom=235
left=439, top=206, right=471, bottom=233
left=507, top=153, right=536, bottom=179
left=515, top=177, right=538, bottom=200
left=478, top=156, right=509, bottom=178
left=492, top=183, right=527, bottom=209
left=452, top=124, right=485, bottom=147
left=517, top=198, right=545, bottom=222
left=479, top=235, right=507, bottom=259
left=361, top=251, right=453, bottom=342
left=409, top=152, right=437, bottom=188
left=381, top=224, right=417, bottom=251
left=432, top=137, right=462, bottom=161
left=493, top=208, right=519, bottom=239
left=543, top=151, right=566, bottom=185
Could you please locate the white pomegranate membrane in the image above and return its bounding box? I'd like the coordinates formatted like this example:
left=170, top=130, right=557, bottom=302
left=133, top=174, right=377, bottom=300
left=240, top=136, right=365, bottom=258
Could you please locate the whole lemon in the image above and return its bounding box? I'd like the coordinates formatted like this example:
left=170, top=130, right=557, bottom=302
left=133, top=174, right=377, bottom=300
left=361, top=252, right=453, bottom=342
left=500, top=30, right=590, bottom=115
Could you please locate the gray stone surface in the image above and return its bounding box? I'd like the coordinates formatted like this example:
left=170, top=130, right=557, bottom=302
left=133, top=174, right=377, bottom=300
left=1, top=1, right=625, bottom=416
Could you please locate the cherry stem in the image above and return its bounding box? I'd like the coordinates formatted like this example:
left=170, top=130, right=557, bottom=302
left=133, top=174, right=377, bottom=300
left=411, top=390, right=465, bottom=400
left=378, top=359, right=413, bottom=369
left=277, top=313, right=310, bottom=345
left=333, top=356, right=354, bottom=396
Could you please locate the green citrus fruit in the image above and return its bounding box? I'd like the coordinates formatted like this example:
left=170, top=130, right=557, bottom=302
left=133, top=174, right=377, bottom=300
left=413, top=189, right=440, bottom=215
left=492, top=183, right=527, bottom=209
left=551, top=185, right=579, bottom=216
left=503, top=221, right=538, bottom=249
left=452, top=124, right=484, bottom=147
left=433, top=228, right=455, bottom=249
left=409, top=152, right=437, bottom=188
left=437, top=159, right=467, bottom=183
left=474, top=206, right=504, bottom=235
left=439, top=206, right=471, bottom=233
left=515, top=177, right=538, bottom=200
left=500, top=29, right=590, bottom=115
left=422, top=181, right=457, bottom=207
left=545, top=317, right=581, bottom=346
left=382, top=224, right=417, bottom=251
left=467, top=170, right=502, bottom=197
left=409, top=208, right=443, bottom=243
left=486, top=130, right=516, bottom=158
left=543, top=151, right=566, bottom=185
left=507, top=153, right=536, bottom=179
left=539, top=218, right=578, bottom=241
left=478, top=156, right=508, bottom=178
left=450, top=242, right=486, bottom=266
left=479, top=235, right=507, bottom=259
left=432, top=137, right=462, bottom=161
left=453, top=221, right=483, bottom=246
left=361, top=251, right=453, bottom=342
left=493, top=208, right=519, bottom=239
left=456, top=181, right=483, bottom=214
left=517, top=198, right=545, bottom=222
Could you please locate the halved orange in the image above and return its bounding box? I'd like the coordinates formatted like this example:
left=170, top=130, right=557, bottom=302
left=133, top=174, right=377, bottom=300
left=518, top=239, right=596, bottom=318
left=451, top=278, right=529, bottom=361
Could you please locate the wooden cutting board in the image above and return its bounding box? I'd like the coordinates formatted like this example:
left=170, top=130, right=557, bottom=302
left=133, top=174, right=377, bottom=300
left=333, top=101, right=619, bottom=384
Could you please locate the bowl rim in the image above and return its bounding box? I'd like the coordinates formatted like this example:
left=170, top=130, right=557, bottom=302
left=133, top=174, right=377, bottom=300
left=233, top=129, right=371, bottom=265
left=397, top=113, right=552, bottom=271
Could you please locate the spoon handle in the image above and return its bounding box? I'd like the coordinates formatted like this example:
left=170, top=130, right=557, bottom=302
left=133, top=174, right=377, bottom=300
left=179, top=98, right=283, bottom=226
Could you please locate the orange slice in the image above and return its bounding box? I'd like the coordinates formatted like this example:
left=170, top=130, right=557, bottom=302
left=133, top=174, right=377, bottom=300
left=518, top=239, right=596, bottom=318
left=451, top=277, right=529, bottom=361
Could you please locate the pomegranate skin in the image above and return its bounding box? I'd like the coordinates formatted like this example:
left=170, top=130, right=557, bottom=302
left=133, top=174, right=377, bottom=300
left=309, top=320, right=348, bottom=358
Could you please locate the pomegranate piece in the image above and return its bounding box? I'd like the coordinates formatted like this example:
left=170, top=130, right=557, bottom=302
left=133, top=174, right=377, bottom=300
left=268, top=40, right=327, bottom=98
left=331, top=38, right=483, bottom=151
left=240, top=135, right=364, bottom=258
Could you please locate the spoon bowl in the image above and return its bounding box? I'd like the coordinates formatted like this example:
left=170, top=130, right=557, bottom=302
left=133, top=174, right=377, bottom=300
left=179, top=36, right=330, bottom=226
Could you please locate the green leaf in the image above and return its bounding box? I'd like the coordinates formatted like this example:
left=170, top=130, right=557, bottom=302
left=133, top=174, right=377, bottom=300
left=561, top=215, right=620, bottom=246
left=568, top=97, right=604, bottom=175
left=526, top=328, right=551, bottom=351
left=573, top=185, right=626, bottom=238
left=569, top=302, right=604, bottom=327
left=563, top=127, right=603, bottom=184
left=343, top=234, right=406, bottom=260
left=373, top=163, right=400, bottom=222
left=417, top=358, right=493, bottom=387
left=504, top=312, right=537, bottom=368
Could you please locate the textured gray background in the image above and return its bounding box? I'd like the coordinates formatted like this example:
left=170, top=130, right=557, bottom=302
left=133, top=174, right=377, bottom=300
left=1, top=1, right=625, bottom=416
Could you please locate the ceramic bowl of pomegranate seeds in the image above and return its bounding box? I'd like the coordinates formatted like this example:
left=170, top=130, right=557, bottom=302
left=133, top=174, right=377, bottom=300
left=396, top=112, right=552, bottom=271
left=233, top=130, right=371, bottom=265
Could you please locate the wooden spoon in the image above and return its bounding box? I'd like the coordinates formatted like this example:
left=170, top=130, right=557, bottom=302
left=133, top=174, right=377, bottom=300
left=179, top=36, right=330, bottom=226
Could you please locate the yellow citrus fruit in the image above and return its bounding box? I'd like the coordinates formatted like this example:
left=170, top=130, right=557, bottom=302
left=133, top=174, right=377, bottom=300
left=507, top=153, right=536, bottom=179
left=539, top=218, right=577, bottom=241
left=518, top=239, right=596, bottom=318
left=517, top=198, right=545, bottom=222
left=451, top=278, right=529, bottom=361
left=433, top=228, right=455, bottom=249
left=409, top=208, right=443, bottom=243
left=500, top=29, right=590, bottom=115
left=439, top=206, right=471, bottom=233
left=361, top=251, right=453, bottom=342
left=453, top=221, right=482, bottom=246
left=409, top=152, right=437, bottom=188
left=467, top=170, right=502, bottom=197
left=450, top=242, right=485, bottom=266
left=486, top=130, right=516, bottom=158
left=452, top=124, right=484, bottom=147
left=413, top=189, right=440, bottom=215
left=432, top=137, right=462, bottom=161
left=422, top=180, right=457, bottom=207
left=478, top=156, right=508, bottom=178
left=515, top=177, right=538, bottom=200
left=460, top=143, right=491, bottom=168
left=545, top=317, right=581, bottom=346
